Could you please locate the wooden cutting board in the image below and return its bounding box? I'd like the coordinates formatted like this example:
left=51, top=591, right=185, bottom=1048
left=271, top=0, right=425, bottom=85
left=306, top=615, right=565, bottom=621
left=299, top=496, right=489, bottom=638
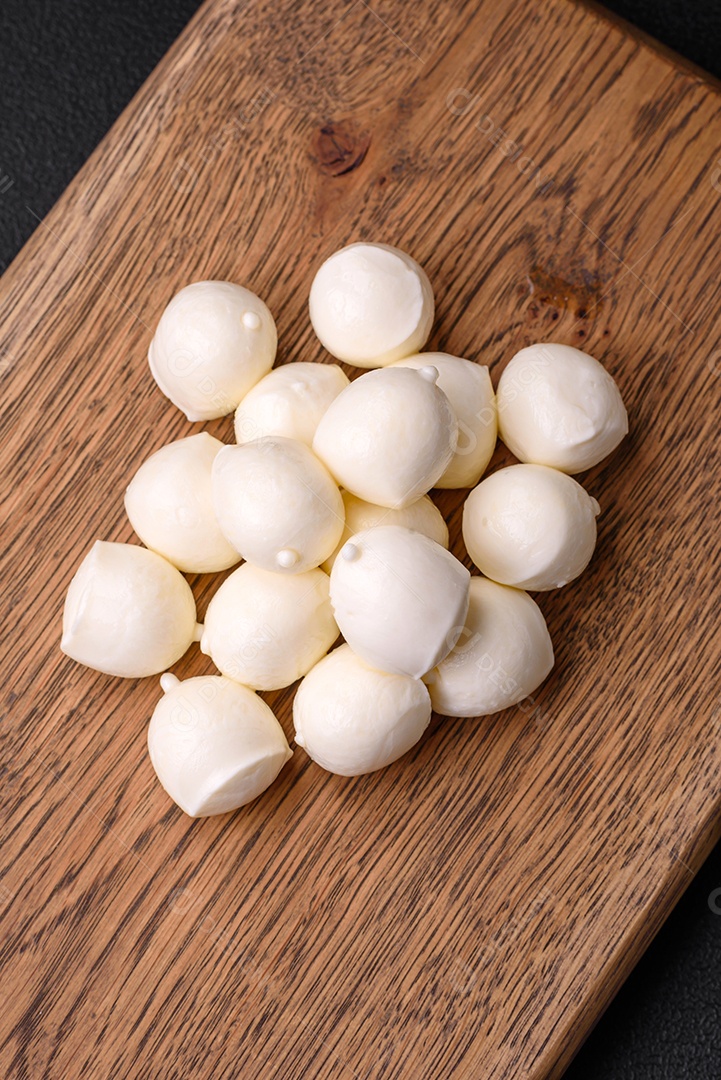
left=2, top=0, right=721, bottom=1076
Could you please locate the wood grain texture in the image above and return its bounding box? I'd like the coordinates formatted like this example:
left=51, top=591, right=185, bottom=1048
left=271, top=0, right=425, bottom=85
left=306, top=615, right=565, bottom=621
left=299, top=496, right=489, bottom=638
left=1, top=0, right=721, bottom=1076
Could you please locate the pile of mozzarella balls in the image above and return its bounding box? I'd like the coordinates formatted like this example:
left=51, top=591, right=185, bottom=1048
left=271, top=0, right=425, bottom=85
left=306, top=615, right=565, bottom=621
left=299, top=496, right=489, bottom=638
left=61, top=242, right=628, bottom=818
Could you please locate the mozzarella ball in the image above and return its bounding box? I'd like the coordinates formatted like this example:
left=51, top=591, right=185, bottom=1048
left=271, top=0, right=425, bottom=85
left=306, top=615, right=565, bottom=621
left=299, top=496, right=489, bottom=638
left=293, top=645, right=431, bottom=775
left=462, top=464, right=600, bottom=590
left=497, top=343, right=628, bottom=473
left=61, top=541, right=200, bottom=678
left=322, top=490, right=449, bottom=573
left=148, top=674, right=292, bottom=817
left=313, top=367, right=457, bottom=508
left=124, top=433, right=240, bottom=574
left=234, top=362, right=349, bottom=446
left=329, top=525, right=470, bottom=678
left=148, top=281, right=276, bottom=421
left=309, top=242, right=434, bottom=367
left=393, top=353, right=497, bottom=488
left=200, top=564, right=338, bottom=691
left=212, top=437, right=344, bottom=574
left=424, top=577, right=554, bottom=716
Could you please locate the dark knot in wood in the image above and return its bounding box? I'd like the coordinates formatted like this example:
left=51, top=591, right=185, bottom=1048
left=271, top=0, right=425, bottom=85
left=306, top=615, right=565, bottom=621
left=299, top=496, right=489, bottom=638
left=312, top=122, right=371, bottom=177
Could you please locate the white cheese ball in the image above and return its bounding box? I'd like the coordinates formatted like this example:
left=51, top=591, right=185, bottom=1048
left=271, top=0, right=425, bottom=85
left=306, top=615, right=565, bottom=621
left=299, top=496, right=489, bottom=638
left=148, top=281, right=276, bottom=421
left=234, top=362, right=349, bottom=446
left=312, top=367, right=457, bottom=508
left=462, top=464, right=600, bottom=590
left=424, top=577, right=554, bottom=716
left=212, top=437, right=345, bottom=574
left=124, top=433, right=240, bottom=574
left=393, top=353, right=497, bottom=488
left=293, top=645, right=431, bottom=775
left=200, top=564, right=338, bottom=691
left=329, top=525, right=470, bottom=678
left=148, top=674, right=292, bottom=817
left=61, top=541, right=200, bottom=678
left=497, top=343, right=628, bottom=473
left=322, top=490, right=449, bottom=573
left=309, top=242, right=434, bottom=367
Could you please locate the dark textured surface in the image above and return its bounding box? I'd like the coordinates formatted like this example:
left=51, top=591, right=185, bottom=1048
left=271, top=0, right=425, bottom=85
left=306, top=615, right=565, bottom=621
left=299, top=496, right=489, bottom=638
left=602, top=0, right=721, bottom=81
left=569, top=847, right=721, bottom=1079
left=1, top=1, right=720, bottom=1077
left=0, top=0, right=203, bottom=274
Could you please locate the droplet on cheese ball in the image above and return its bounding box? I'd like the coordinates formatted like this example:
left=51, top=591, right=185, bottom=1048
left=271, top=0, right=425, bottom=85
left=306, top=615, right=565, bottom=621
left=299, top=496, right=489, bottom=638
left=148, top=674, right=292, bottom=817
left=329, top=525, right=470, bottom=678
left=148, top=281, right=276, bottom=421
left=424, top=577, right=554, bottom=716
left=200, top=564, right=338, bottom=691
left=124, top=432, right=240, bottom=574
left=309, top=242, right=434, bottom=367
left=322, top=490, right=449, bottom=573
left=293, top=645, right=431, bottom=775
left=497, top=342, right=628, bottom=473
left=312, top=367, right=457, bottom=508
left=234, top=361, right=349, bottom=446
left=462, top=464, right=600, bottom=590
left=211, top=437, right=345, bottom=574
left=392, top=352, right=497, bottom=489
left=61, top=541, right=200, bottom=678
